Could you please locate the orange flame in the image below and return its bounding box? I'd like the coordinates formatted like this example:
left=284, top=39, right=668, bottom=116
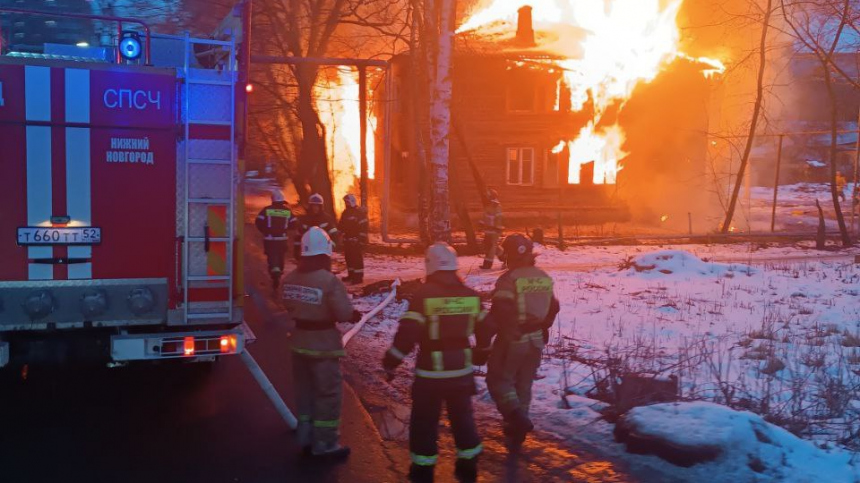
left=314, top=68, right=376, bottom=211
left=461, top=0, right=724, bottom=185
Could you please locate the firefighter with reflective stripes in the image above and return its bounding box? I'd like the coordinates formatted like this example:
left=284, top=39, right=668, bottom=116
left=255, top=189, right=296, bottom=289
left=480, top=189, right=503, bottom=270
left=293, top=193, right=339, bottom=260
left=338, top=193, right=368, bottom=284
left=383, top=243, right=485, bottom=483
left=474, top=234, right=560, bottom=450
left=281, top=227, right=359, bottom=460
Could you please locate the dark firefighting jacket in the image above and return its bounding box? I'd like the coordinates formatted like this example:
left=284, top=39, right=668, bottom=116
left=255, top=201, right=295, bottom=240
left=338, top=206, right=369, bottom=244
left=476, top=265, right=560, bottom=350
left=282, top=257, right=355, bottom=358
left=296, top=212, right=339, bottom=245
left=481, top=203, right=503, bottom=234
left=384, top=271, right=487, bottom=379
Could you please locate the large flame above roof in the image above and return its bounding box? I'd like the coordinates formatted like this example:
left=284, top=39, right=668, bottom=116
left=459, top=0, right=711, bottom=185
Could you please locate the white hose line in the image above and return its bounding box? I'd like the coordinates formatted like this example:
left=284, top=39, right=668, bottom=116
left=240, top=349, right=299, bottom=430
left=342, top=279, right=401, bottom=347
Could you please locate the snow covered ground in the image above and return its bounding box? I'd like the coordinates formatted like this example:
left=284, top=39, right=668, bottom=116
left=343, top=242, right=860, bottom=481
left=747, top=182, right=857, bottom=233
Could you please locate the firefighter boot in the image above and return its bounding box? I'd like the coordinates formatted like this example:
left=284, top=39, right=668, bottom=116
left=454, top=458, right=478, bottom=483
left=311, top=444, right=351, bottom=461
left=481, top=260, right=493, bottom=270
left=408, top=464, right=435, bottom=483
left=341, top=273, right=354, bottom=283
left=503, top=409, right=534, bottom=451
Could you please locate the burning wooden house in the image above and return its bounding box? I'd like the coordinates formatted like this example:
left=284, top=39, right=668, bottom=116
left=379, top=1, right=723, bottom=231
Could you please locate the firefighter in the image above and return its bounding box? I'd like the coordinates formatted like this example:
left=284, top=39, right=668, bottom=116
left=293, top=193, right=339, bottom=260
left=480, top=189, right=503, bottom=270
left=474, top=234, right=560, bottom=451
left=281, top=227, right=359, bottom=460
left=383, top=243, right=485, bottom=483
left=338, top=193, right=368, bottom=284
left=255, top=189, right=295, bottom=289
left=836, top=171, right=847, bottom=202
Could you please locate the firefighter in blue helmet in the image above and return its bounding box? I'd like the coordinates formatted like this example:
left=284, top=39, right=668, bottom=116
left=338, top=193, right=368, bottom=284
left=282, top=227, right=360, bottom=460
left=294, top=193, right=339, bottom=260
left=255, top=189, right=296, bottom=289
left=383, top=243, right=486, bottom=483
left=474, top=234, right=560, bottom=451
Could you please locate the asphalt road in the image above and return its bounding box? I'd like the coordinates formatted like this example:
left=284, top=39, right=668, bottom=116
left=0, top=234, right=402, bottom=483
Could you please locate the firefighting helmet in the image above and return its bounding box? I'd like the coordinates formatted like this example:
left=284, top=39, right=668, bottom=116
left=425, top=242, right=458, bottom=276
left=301, top=227, right=333, bottom=257
left=498, top=234, right=533, bottom=265
left=271, top=190, right=285, bottom=203
left=344, top=193, right=358, bottom=208
left=309, top=193, right=324, bottom=206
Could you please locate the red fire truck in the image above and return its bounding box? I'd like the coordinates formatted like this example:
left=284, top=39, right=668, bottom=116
left=0, top=5, right=251, bottom=369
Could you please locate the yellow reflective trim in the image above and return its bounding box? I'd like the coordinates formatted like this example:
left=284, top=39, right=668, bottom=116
left=428, top=315, right=440, bottom=340
left=424, top=297, right=480, bottom=316
left=457, top=444, right=483, bottom=460
left=517, top=291, right=527, bottom=324
left=431, top=351, right=444, bottom=371
left=388, top=347, right=407, bottom=361
left=515, top=277, right=553, bottom=293
left=494, top=290, right=516, bottom=300
left=400, top=311, right=426, bottom=324
left=467, top=313, right=476, bottom=336
left=266, top=208, right=292, bottom=218
left=298, top=415, right=311, bottom=422
left=501, top=392, right=519, bottom=404
left=313, top=419, right=340, bottom=428
left=415, top=366, right=473, bottom=379
left=291, top=347, right=346, bottom=357
left=411, top=453, right=439, bottom=466
left=465, top=348, right=472, bottom=367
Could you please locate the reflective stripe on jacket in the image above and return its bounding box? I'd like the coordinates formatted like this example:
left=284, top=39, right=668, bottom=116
left=384, top=271, right=487, bottom=379
left=338, top=206, right=368, bottom=244
left=282, top=267, right=354, bottom=358
left=479, top=266, right=558, bottom=349
left=255, top=202, right=295, bottom=240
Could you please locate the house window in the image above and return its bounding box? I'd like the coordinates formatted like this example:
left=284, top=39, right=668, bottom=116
left=544, top=150, right=560, bottom=188
left=507, top=148, right=535, bottom=185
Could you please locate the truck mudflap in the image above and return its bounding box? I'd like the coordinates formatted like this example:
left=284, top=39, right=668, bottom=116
left=110, top=322, right=253, bottom=361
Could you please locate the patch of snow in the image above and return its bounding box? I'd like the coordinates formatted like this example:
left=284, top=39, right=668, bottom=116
left=619, top=250, right=755, bottom=279
left=806, top=160, right=826, bottom=168
left=623, top=402, right=859, bottom=482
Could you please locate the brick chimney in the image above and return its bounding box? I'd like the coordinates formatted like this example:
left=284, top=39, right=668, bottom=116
left=516, top=5, right=535, bottom=47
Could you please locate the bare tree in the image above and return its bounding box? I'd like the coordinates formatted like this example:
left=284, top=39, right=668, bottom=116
left=781, top=0, right=855, bottom=246
left=721, top=0, right=775, bottom=233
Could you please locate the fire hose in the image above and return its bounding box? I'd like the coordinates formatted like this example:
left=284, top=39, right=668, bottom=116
left=242, top=279, right=401, bottom=430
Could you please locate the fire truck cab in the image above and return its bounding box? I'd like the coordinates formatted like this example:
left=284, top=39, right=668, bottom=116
left=0, top=6, right=249, bottom=368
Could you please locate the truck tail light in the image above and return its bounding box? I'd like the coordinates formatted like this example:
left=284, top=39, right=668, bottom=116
left=183, top=336, right=195, bottom=356
left=220, top=335, right=237, bottom=353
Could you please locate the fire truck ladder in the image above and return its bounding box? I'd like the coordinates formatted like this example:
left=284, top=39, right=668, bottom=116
left=181, top=34, right=237, bottom=323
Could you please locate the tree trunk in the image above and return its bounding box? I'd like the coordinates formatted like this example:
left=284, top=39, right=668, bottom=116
left=823, top=64, right=852, bottom=246
left=721, top=0, right=773, bottom=233
left=426, top=0, right=456, bottom=242
left=295, top=64, right=336, bottom=218
left=410, top=1, right=431, bottom=243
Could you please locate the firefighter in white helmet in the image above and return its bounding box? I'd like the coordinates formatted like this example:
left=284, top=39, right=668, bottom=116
left=281, top=227, right=360, bottom=460
left=383, top=242, right=487, bottom=482
left=255, top=189, right=296, bottom=289
left=293, top=193, right=339, bottom=260
left=337, top=193, right=368, bottom=284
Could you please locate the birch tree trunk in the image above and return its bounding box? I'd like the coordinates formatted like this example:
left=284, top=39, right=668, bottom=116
left=426, top=0, right=456, bottom=242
